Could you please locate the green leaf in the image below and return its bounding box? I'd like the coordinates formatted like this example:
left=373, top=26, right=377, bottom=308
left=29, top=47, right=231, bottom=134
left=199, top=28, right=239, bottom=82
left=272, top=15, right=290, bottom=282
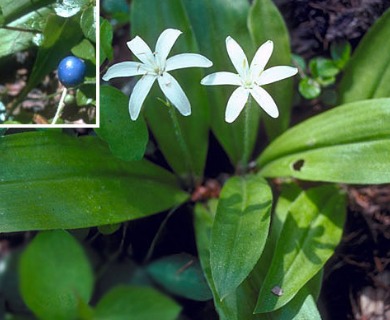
left=146, top=253, right=213, bottom=301
left=255, top=185, right=346, bottom=313
left=270, top=293, right=321, bottom=320
left=15, top=14, right=84, bottom=105
left=100, top=18, right=113, bottom=64
left=248, top=0, right=295, bottom=140
left=330, top=40, right=351, bottom=69
left=80, top=6, right=96, bottom=43
left=210, top=175, right=272, bottom=299
left=0, top=8, right=50, bottom=59
left=258, top=98, right=390, bottom=184
left=131, top=0, right=210, bottom=182
left=19, top=230, right=93, bottom=320
left=194, top=197, right=322, bottom=320
left=298, top=78, right=321, bottom=99
left=0, top=132, right=188, bottom=232
left=0, top=0, right=55, bottom=25
left=76, top=83, right=96, bottom=106
left=71, top=38, right=96, bottom=64
left=183, top=0, right=259, bottom=167
left=94, top=286, right=181, bottom=320
left=310, top=57, right=339, bottom=78
left=95, top=86, right=148, bottom=161
left=339, top=8, right=390, bottom=103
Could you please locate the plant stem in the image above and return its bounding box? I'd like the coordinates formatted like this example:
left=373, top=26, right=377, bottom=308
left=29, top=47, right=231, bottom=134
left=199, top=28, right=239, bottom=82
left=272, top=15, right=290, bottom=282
left=143, top=204, right=180, bottom=264
left=240, top=97, right=252, bottom=174
left=51, top=87, right=67, bottom=125
left=166, top=100, right=195, bottom=187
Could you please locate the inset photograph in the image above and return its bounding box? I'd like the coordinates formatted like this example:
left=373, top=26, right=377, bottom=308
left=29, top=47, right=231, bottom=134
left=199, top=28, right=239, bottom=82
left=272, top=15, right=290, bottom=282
left=0, top=0, right=97, bottom=127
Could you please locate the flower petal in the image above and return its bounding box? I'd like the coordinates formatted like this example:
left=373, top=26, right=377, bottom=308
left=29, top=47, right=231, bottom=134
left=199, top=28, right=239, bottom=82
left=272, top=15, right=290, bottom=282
left=166, top=53, right=212, bottom=71
left=127, top=36, right=154, bottom=65
left=225, top=87, right=249, bottom=123
left=155, top=29, right=182, bottom=65
left=250, top=86, right=279, bottom=118
left=226, top=36, right=249, bottom=78
left=129, top=74, right=156, bottom=120
left=257, top=66, right=298, bottom=85
left=250, top=40, right=273, bottom=79
left=158, top=72, right=191, bottom=116
left=201, top=72, right=242, bottom=86
left=102, top=62, right=146, bottom=81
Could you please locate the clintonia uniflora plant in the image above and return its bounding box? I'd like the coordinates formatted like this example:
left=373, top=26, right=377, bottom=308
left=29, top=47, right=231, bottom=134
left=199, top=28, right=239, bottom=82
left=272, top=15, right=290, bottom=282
left=2, top=1, right=390, bottom=319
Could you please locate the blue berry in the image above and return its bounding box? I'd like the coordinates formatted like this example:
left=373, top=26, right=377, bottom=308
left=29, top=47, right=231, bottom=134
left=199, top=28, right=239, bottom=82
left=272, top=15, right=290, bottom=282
left=58, top=56, right=86, bottom=87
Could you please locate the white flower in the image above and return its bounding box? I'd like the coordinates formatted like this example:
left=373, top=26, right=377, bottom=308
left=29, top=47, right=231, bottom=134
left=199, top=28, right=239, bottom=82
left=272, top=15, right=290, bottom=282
left=103, top=28, right=213, bottom=120
left=201, top=37, right=298, bottom=123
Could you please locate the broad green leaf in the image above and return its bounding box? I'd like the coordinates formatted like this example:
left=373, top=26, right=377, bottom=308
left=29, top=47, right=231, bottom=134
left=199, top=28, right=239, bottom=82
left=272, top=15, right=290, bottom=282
left=95, top=86, right=148, bottom=161
left=94, top=286, right=181, bottom=320
left=270, top=293, right=321, bottom=320
left=248, top=0, right=294, bottom=140
left=339, top=8, right=390, bottom=103
left=0, top=132, right=188, bottom=232
left=184, top=0, right=260, bottom=167
left=255, top=185, right=346, bottom=313
left=19, top=230, right=93, bottom=320
left=80, top=6, right=96, bottom=43
left=99, top=18, right=113, bottom=64
left=15, top=14, right=84, bottom=105
left=210, top=175, right=272, bottom=299
left=258, top=99, right=390, bottom=184
left=194, top=198, right=322, bottom=320
left=146, top=253, right=212, bottom=301
left=0, top=0, right=54, bottom=25
left=71, top=38, right=96, bottom=63
left=131, top=0, right=210, bottom=183
left=0, top=8, right=50, bottom=58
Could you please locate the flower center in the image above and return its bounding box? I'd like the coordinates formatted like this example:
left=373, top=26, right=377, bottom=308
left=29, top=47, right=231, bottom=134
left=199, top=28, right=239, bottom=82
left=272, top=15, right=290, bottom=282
left=153, top=52, right=165, bottom=76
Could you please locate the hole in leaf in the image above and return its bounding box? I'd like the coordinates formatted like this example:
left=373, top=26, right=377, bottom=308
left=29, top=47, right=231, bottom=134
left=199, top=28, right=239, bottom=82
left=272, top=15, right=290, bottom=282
left=292, top=159, right=305, bottom=171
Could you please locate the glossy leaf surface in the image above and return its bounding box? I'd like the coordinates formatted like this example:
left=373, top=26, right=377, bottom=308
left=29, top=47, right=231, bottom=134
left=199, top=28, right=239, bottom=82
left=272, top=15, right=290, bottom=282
left=19, top=230, right=93, bottom=320
left=146, top=253, right=212, bottom=301
left=96, top=86, right=148, bottom=161
left=255, top=185, right=346, bottom=313
left=339, top=8, right=390, bottom=103
left=94, top=286, right=181, bottom=320
left=258, top=99, right=390, bottom=184
left=210, top=175, right=272, bottom=299
left=80, top=6, right=96, bottom=42
left=0, top=132, right=188, bottom=232
left=0, top=8, right=50, bottom=58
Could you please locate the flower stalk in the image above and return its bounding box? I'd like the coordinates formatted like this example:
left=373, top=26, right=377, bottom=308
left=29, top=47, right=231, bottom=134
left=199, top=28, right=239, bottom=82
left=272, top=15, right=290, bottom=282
left=51, top=88, right=67, bottom=125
